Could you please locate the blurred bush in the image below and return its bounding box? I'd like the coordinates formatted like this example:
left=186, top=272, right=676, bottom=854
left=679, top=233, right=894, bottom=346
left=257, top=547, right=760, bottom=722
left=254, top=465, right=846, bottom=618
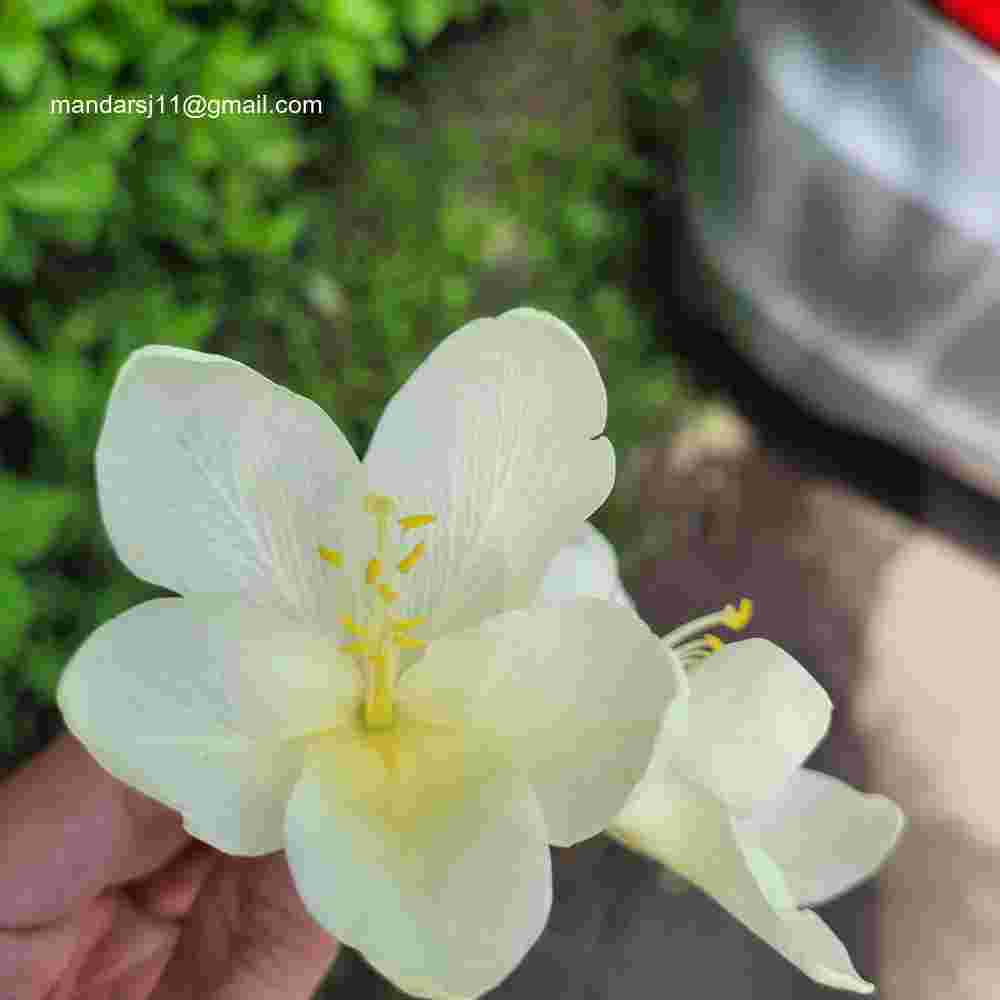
left=0, top=0, right=731, bottom=766
left=0, top=0, right=484, bottom=281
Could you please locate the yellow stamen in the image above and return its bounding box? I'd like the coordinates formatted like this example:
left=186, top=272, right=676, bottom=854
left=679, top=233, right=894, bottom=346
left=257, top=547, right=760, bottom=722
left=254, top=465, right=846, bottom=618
left=364, top=493, right=397, bottom=516
left=397, top=542, right=426, bottom=574
left=377, top=583, right=399, bottom=603
left=318, top=546, right=342, bottom=567
left=393, top=635, right=427, bottom=650
left=398, top=513, right=436, bottom=531
left=366, top=558, right=383, bottom=585
left=720, top=598, right=753, bottom=631
left=702, top=633, right=724, bottom=652
left=339, top=615, right=367, bottom=637
left=391, top=616, right=426, bottom=631
left=340, top=640, right=366, bottom=655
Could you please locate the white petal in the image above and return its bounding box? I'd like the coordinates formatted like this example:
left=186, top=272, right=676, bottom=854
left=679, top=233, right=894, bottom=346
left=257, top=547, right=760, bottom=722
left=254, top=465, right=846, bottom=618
left=540, top=521, right=634, bottom=610
left=284, top=716, right=551, bottom=998
left=673, top=639, right=832, bottom=813
left=736, top=767, right=905, bottom=906
left=97, top=346, right=361, bottom=624
left=611, top=776, right=874, bottom=993
left=58, top=597, right=357, bottom=855
left=363, top=309, right=615, bottom=637
left=401, top=597, right=685, bottom=846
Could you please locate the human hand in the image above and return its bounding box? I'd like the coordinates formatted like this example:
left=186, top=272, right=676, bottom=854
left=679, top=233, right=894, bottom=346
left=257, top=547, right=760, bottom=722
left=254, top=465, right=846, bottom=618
left=0, top=732, right=339, bottom=999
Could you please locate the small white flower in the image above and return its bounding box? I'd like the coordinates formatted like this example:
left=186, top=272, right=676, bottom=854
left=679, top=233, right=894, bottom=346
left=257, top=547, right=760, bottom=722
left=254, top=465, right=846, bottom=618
left=57, top=310, right=684, bottom=999
left=543, top=523, right=905, bottom=994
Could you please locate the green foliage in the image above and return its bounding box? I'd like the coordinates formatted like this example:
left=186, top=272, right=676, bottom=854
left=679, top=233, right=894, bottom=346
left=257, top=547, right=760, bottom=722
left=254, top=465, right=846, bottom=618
left=0, top=0, right=475, bottom=278
left=618, top=0, right=735, bottom=145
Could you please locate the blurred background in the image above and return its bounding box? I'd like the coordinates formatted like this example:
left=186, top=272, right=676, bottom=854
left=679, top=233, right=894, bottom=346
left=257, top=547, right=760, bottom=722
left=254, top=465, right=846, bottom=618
left=2, top=0, right=999, bottom=997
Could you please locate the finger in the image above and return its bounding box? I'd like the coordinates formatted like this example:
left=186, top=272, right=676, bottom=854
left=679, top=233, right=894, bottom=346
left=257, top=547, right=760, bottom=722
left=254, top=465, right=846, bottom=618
left=0, top=732, right=190, bottom=928
left=72, top=891, right=181, bottom=999
left=129, top=843, right=220, bottom=921
left=220, top=853, right=340, bottom=999
left=150, top=853, right=339, bottom=1000
left=0, top=898, right=115, bottom=1000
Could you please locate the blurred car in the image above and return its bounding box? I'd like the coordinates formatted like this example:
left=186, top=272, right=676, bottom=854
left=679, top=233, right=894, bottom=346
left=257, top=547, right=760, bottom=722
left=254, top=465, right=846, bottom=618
left=685, top=0, right=1000, bottom=496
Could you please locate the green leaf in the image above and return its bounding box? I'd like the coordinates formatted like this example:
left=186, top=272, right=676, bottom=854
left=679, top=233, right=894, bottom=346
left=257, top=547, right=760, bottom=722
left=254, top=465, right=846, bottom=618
left=321, top=34, right=374, bottom=108
left=0, top=565, right=35, bottom=661
left=0, top=35, right=46, bottom=95
left=321, top=0, right=394, bottom=40
left=143, top=20, right=199, bottom=82
left=0, top=236, right=37, bottom=281
left=372, top=35, right=406, bottom=70
left=0, top=203, right=12, bottom=253
left=258, top=205, right=308, bottom=255
left=105, top=0, right=166, bottom=38
left=201, top=22, right=278, bottom=95
left=7, top=137, right=116, bottom=215
left=63, top=26, right=123, bottom=72
left=0, top=476, right=81, bottom=565
left=163, top=303, right=219, bottom=350
left=28, top=355, right=100, bottom=448
left=400, top=0, right=450, bottom=45
left=0, top=685, right=15, bottom=754
left=85, top=110, right=146, bottom=157
left=0, top=318, right=33, bottom=395
left=33, top=0, right=97, bottom=27
left=21, top=641, right=64, bottom=701
left=284, top=33, right=322, bottom=93
left=0, top=64, right=68, bottom=175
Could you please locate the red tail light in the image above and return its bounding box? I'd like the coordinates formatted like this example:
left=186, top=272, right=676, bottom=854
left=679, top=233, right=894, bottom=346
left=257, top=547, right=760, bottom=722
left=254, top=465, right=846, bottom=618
left=934, top=0, right=1000, bottom=50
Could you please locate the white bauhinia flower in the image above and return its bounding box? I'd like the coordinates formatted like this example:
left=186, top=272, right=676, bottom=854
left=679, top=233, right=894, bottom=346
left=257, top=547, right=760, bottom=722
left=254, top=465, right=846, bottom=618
left=56, top=310, right=685, bottom=1000
left=541, top=523, right=906, bottom=994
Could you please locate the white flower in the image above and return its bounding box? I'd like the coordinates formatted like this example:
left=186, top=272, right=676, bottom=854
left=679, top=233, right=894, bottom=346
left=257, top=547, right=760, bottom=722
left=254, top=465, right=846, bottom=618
left=542, top=523, right=905, bottom=994
left=57, top=310, right=684, bottom=999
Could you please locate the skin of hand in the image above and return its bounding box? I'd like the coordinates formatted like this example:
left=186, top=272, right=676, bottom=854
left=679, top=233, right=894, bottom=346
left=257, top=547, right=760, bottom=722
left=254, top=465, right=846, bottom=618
left=0, top=732, right=340, bottom=1000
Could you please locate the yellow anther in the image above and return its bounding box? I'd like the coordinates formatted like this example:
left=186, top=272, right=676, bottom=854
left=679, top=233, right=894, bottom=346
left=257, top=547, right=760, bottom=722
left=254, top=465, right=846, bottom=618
left=391, top=616, right=426, bottom=632
left=318, top=546, right=342, bottom=567
left=340, top=640, right=366, bottom=655
left=399, top=513, right=436, bottom=531
left=398, top=542, right=426, bottom=574
left=377, top=583, right=399, bottom=603
left=393, top=635, right=427, bottom=650
left=365, top=558, right=383, bottom=585
left=721, top=598, right=753, bottom=632
left=339, top=615, right=367, bottom=637
left=364, top=493, right=397, bottom=516
left=702, top=633, right=724, bottom=652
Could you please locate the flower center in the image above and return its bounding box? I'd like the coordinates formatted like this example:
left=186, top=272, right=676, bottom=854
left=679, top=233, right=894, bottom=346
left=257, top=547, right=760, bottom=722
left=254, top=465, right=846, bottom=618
left=662, top=597, right=753, bottom=669
left=318, top=493, right=436, bottom=732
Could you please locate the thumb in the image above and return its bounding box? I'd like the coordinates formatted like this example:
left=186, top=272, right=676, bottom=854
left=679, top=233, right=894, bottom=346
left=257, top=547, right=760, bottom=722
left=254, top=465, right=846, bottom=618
left=0, top=732, right=189, bottom=928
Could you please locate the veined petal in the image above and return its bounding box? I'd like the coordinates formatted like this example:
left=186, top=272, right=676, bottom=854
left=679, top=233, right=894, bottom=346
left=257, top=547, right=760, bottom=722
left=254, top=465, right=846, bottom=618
left=611, top=776, right=875, bottom=994
left=673, top=639, right=832, bottom=814
left=97, top=346, right=361, bottom=625
left=58, top=597, right=357, bottom=855
left=400, top=597, right=685, bottom=846
left=736, top=767, right=905, bottom=907
left=363, top=309, right=615, bottom=638
left=284, top=715, right=551, bottom=999
left=540, top=521, right=635, bottom=611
